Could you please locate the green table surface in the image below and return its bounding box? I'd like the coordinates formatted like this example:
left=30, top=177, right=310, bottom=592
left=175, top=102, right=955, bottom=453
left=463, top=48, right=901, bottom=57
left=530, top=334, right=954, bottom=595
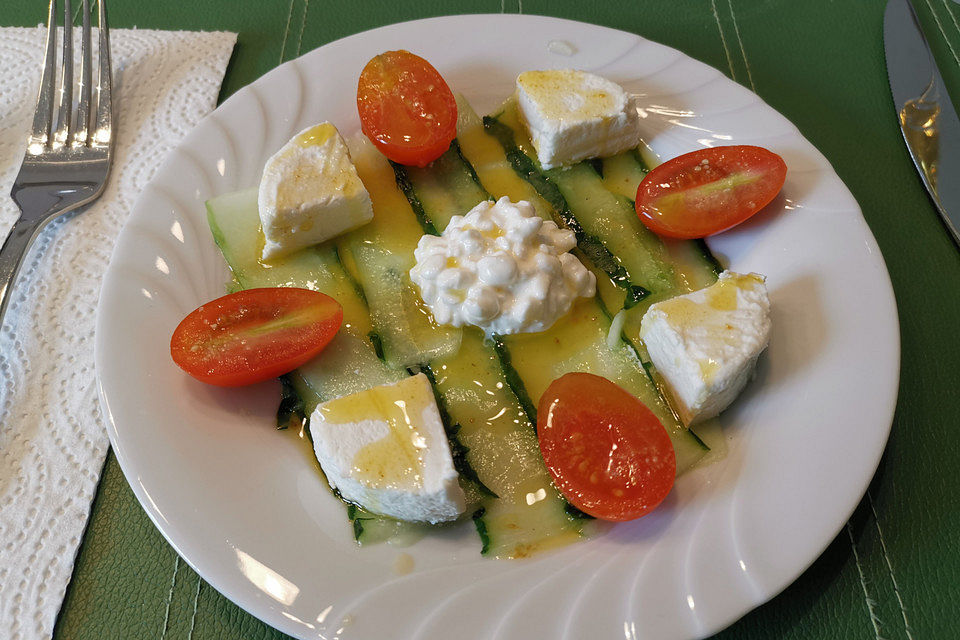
left=4, top=0, right=960, bottom=638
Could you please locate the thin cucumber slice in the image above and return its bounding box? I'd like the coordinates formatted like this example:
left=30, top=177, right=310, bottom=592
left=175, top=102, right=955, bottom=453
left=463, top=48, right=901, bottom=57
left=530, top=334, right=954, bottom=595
left=454, top=95, right=555, bottom=221
left=206, top=189, right=399, bottom=400
left=481, top=104, right=724, bottom=410
left=451, top=98, right=709, bottom=471
left=206, top=189, right=440, bottom=544
left=281, top=380, right=433, bottom=548
left=429, top=330, right=581, bottom=557
left=600, top=148, right=649, bottom=201
left=346, top=504, right=433, bottom=546
left=348, top=241, right=462, bottom=369
left=206, top=188, right=371, bottom=337
left=339, top=139, right=462, bottom=370
left=479, top=116, right=634, bottom=292
left=297, top=329, right=406, bottom=402
left=400, top=139, right=490, bottom=220
left=589, top=149, right=724, bottom=345
left=211, top=151, right=484, bottom=551
left=598, top=149, right=724, bottom=292
left=495, top=299, right=707, bottom=472
left=455, top=95, right=643, bottom=319
left=355, top=137, right=582, bottom=557
left=663, top=238, right=723, bottom=292
left=485, top=101, right=677, bottom=295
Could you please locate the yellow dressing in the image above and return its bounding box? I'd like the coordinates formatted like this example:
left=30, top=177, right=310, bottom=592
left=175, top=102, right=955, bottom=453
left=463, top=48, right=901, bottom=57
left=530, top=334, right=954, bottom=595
left=706, top=277, right=739, bottom=311
left=294, top=123, right=336, bottom=148
left=480, top=226, right=505, bottom=240
left=316, top=375, right=434, bottom=490
left=517, top=70, right=621, bottom=120
left=412, top=288, right=447, bottom=328
left=656, top=272, right=764, bottom=327
left=461, top=224, right=505, bottom=240
left=707, top=273, right=762, bottom=310
left=652, top=297, right=703, bottom=327
left=698, top=358, right=720, bottom=384
left=648, top=272, right=765, bottom=386
left=351, top=417, right=423, bottom=491
left=662, top=237, right=722, bottom=294
left=345, top=137, right=434, bottom=254
left=268, top=123, right=364, bottom=218
left=430, top=329, right=584, bottom=558
left=254, top=225, right=271, bottom=267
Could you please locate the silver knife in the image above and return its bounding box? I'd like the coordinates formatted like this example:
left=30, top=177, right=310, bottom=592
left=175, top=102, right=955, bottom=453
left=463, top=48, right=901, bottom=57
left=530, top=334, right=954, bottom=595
left=884, top=0, right=960, bottom=246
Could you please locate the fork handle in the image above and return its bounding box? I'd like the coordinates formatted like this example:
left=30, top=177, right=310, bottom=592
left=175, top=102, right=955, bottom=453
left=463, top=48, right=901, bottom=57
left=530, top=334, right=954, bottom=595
left=0, top=218, right=44, bottom=325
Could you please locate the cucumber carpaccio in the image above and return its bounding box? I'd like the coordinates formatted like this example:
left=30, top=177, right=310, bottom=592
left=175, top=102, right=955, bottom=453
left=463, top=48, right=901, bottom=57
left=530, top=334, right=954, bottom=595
left=204, top=94, right=725, bottom=558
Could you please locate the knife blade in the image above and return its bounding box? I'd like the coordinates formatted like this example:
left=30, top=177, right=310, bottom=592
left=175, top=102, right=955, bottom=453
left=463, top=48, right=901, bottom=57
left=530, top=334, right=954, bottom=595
left=884, top=0, right=960, bottom=246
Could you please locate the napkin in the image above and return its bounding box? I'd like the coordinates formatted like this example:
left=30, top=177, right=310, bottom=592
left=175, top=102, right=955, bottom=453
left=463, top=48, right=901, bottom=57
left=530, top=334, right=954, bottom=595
left=0, top=26, right=236, bottom=640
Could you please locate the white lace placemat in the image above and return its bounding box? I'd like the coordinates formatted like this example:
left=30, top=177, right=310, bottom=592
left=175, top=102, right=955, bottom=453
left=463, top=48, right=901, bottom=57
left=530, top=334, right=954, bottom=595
left=0, top=26, right=236, bottom=640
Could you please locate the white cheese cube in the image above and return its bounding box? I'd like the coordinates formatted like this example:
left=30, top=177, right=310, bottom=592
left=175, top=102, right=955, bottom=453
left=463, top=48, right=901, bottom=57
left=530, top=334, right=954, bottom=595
left=309, top=373, right=466, bottom=524
left=258, top=123, right=374, bottom=261
left=516, top=69, right=641, bottom=169
left=640, top=271, right=771, bottom=425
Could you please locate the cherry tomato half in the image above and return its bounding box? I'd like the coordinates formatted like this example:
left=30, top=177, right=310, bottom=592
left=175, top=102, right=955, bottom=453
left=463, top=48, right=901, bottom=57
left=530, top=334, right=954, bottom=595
left=170, top=288, right=342, bottom=387
left=537, top=373, right=676, bottom=522
left=356, top=50, right=458, bottom=167
left=635, top=145, right=787, bottom=239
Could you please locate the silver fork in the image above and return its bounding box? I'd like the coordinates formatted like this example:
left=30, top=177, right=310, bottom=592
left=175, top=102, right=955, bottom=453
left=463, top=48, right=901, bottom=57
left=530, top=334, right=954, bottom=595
left=0, top=0, right=113, bottom=323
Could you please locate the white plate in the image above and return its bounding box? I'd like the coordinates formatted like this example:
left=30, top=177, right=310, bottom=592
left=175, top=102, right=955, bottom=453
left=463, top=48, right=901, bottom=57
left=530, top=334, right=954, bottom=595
left=95, top=14, right=899, bottom=640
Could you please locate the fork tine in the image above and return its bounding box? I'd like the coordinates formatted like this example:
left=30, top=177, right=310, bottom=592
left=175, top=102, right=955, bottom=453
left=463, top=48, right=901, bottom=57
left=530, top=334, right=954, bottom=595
left=93, top=0, right=112, bottom=148
left=74, top=0, right=92, bottom=147
left=54, top=0, right=73, bottom=147
left=29, top=0, right=58, bottom=150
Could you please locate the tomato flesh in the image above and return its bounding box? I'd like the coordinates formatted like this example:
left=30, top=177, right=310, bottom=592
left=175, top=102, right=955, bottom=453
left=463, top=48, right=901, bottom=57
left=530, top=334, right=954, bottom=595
left=170, top=288, right=343, bottom=387
left=357, top=50, right=458, bottom=167
left=537, top=373, right=676, bottom=521
left=635, top=145, right=787, bottom=239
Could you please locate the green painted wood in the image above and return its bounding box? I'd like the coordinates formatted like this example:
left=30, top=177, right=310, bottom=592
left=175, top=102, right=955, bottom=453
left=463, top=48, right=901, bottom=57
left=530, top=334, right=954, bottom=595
left=1, top=0, right=956, bottom=637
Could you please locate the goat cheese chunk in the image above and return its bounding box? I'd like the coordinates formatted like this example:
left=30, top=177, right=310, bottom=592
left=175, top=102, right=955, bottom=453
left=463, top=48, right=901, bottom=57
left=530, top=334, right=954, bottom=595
left=516, top=69, right=641, bottom=169
left=640, top=271, right=771, bottom=425
left=309, top=373, right=466, bottom=524
left=258, top=122, right=373, bottom=261
left=410, top=197, right=596, bottom=336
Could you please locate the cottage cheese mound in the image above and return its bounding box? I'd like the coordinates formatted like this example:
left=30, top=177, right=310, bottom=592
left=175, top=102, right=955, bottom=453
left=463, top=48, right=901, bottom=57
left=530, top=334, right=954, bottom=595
left=410, top=197, right=596, bottom=335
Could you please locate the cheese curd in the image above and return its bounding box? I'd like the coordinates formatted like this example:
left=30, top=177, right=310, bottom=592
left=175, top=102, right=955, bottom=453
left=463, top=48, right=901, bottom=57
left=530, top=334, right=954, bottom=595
left=258, top=123, right=374, bottom=261
left=516, top=69, right=641, bottom=169
left=309, top=373, right=465, bottom=524
left=640, top=271, right=771, bottom=425
left=410, top=197, right=595, bottom=335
